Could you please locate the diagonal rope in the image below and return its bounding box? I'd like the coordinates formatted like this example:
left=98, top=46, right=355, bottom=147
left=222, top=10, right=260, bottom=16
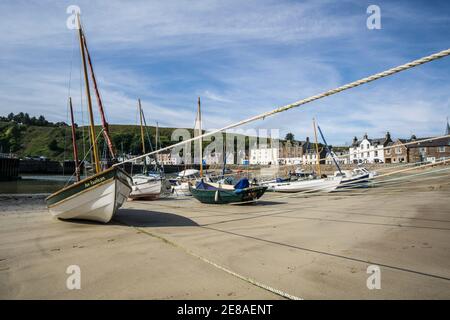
left=114, top=48, right=450, bottom=166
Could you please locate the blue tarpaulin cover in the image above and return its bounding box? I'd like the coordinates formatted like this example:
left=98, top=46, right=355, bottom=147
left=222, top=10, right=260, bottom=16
left=195, top=180, right=217, bottom=190
left=234, top=178, right=249, bottom=190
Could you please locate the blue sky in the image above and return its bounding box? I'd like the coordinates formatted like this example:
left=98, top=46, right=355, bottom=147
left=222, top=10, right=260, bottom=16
left=0, top=0, right=449, bottom=145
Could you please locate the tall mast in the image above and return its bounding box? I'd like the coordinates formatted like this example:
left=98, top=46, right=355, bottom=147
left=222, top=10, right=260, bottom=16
left=198, top=97, right=203, bottom=177
left=82, top=35, right=116, bottom=159
left=138, top=99, right=147, bottom=173
left=313, top=118, right=321, bottom=177
left=77, top=14, right=101, bottom=174
left=69, top=97, right=81, bottom=181
left=156, top=122, right=159, bottom=150
left=138, top=99, right=146, bottom=154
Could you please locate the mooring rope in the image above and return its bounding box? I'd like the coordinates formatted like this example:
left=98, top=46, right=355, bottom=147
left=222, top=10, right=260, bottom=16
left=115, top=221, right=302, bottom=300
left=114, top=48, right=450, bottom=166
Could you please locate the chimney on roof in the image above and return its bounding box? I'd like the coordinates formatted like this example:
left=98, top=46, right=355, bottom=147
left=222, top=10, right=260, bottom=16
left=306, top=136, right=310, bottom=143
left=411, top=134, right=417, bottom=140
left=363, top=133, right=368, bottom=140
left=353, top=136, right=358, bottom=144
left=385, top=131, right=391, bottom=141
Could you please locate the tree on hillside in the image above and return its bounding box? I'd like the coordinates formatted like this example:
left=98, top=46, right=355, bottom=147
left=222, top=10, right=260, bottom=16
left=48, top=139, right=62, bottom=152
left=285, top=132, right=295, bottom=142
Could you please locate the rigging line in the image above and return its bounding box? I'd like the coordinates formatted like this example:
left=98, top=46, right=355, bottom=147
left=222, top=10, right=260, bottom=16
left=63, top=128, right=105, bottom=187
left=114, top=48, right=450, bottom=166
left=64, top=32, right=77, bottom=175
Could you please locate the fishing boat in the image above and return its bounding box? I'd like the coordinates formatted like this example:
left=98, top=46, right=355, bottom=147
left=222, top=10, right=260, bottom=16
left=46, top=167, right=132, bottom=223
left=46, top=14, right=132, bottom=223
left=129, top=99, right=164, bottom=200
left=190, top=178, right=267, bottom=204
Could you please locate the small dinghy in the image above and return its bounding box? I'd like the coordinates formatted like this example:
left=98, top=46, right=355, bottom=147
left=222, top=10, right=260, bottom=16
left=190, top=178, right=267, bottom=204
left=129, top=174, right=162, bottom=200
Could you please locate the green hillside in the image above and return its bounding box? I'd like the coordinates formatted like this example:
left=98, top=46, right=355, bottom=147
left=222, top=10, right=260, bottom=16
left=0, top=120, right=198, bottom=160
left=0, top=113, right=322, bottom=161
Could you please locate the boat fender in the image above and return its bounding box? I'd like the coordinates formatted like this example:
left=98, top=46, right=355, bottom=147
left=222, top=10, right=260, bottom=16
left=214, top=189, right=219, bottom=202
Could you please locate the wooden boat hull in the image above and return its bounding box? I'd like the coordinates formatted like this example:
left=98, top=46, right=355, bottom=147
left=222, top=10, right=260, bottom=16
left=45, top=167, right=132, bottom=223
left=129, top=175, right=162, bottom=200
left=267, top=177, right=342, bottom=193
left=190, top=186, right=267, bottom=204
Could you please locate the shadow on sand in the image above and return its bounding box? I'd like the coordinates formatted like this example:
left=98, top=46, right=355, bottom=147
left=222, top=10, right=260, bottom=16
left=59, top=208, right=198, bottom=228
left=113, top=208, right=199, bottom=227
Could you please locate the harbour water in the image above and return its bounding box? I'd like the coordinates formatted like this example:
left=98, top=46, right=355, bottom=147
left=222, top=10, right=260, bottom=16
left=0, top=175, right=76, bottom=194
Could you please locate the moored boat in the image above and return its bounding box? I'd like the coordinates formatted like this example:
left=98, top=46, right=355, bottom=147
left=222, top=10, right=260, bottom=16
left=129, top=99, right=166, bottom=200
left=129, top=174, right=162, bottom=200
left=266, top=176, right=342, bottom=193
left=46, top=13, right=132, bottom=223
left=190, top=178, right=267, bottom=204
left=46, top=167, right=132, bottom=223
left=336, top=167, right=372, bottom=189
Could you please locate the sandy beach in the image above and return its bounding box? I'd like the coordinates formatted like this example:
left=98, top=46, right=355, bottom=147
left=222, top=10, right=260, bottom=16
left=1, top=174, right=449, bottom=299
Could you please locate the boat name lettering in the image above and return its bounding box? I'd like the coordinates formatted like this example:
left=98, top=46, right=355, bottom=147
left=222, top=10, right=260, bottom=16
left=85, top=176, right=106, bottom=188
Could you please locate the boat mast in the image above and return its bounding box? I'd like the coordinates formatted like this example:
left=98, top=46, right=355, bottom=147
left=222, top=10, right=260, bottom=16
left=156, top=121, right=159, bottom=150
left=82, top=35, right=116, bottom=160
left=69, top=97, right=81, bottom=181
left=138, top=99, right=148, bottom=174
left=317, top=125, right=342, bottom=175
left=138, top=99, right=146, bottom=154
left=313, top=118, right=321, bottom=177
left=77, top=14, right=101, bottom=174
left=198, top=97, right=203, bottom=177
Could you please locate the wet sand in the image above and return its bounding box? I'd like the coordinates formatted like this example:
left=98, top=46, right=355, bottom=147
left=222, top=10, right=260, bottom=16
left=1, top=175, right=449, bottom=299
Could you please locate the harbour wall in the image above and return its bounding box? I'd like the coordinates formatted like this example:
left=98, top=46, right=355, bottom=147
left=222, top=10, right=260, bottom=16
left=0, top=158, right=20, bottom=180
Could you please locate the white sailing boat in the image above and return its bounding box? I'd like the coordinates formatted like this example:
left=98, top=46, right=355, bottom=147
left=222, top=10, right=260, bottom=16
left=46, top=14, right=132, bottom=223
left=129, top=99, right=164, bottom=200
left=171, top=98, right=204, bottom=196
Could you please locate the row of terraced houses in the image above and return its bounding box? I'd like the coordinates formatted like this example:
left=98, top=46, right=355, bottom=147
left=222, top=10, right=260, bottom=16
left=153, top=119, right=450, bottom=165
left=349, top=120, right=450, bottom=164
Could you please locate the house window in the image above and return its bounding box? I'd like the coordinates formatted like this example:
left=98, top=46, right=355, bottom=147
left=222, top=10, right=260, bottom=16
left=386, top=149, right=391, bottom=155
left=420, top=147, right=427, bottom=153
left=374, top=151, right=378, bottom=157
left=438, top=146, right=445, bottom=153
left=395, top=147, right=402, bottom=154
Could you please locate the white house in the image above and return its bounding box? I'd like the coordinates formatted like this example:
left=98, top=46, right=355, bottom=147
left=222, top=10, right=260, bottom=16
left=156, top=151, right=173, bottom=165
left=204, top=151, right=235, bottom=165
left=249, top=147, right=279, bottom=165
left=302, top=152, right=319, bottom=164
left=349, top=132, right=392, bottom=164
